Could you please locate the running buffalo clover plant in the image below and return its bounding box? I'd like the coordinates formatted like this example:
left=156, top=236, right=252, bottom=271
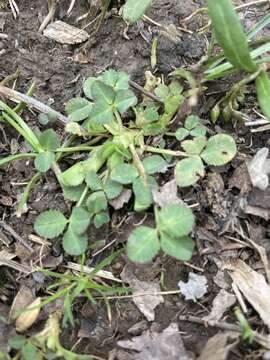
left=0, top=68, right=237, bottom=262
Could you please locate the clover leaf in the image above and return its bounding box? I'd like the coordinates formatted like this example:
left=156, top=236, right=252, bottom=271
left=34, top=210, right=68, bottom=239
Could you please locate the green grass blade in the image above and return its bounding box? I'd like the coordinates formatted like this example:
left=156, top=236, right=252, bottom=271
left=207, top=0, right=257, bottom=72
left=246, top=13, right=270, bottom=41
left=204, top=41, right=270, bottom=81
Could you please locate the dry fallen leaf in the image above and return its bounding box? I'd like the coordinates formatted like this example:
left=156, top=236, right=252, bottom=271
left=121, top=265, right=164, bottom=321
left=15, top=297, right=41, bottom=333
left=109, top=189, right=132, bottom=210
left=247, top=148, right=270, bottom=190
left=178, top=272, right=208, bottom=302
left=224, top=259, right=270, bottom=329
left=152, top=179, right=182, bottom=208
left=203, top=289, right=236, bottom=322
left=118, top=322, right=190, bottom=360
left=9, top=286, right=34, bottom=321
left=198, top=332, right=239, bottom=360
left=43, top=21, right=90, bottom=44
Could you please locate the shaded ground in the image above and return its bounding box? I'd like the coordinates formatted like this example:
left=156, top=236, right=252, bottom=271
left=1, top=0, right=270, bottom=359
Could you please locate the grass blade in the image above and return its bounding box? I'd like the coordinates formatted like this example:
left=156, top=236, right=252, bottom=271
left=207, top=0, right=257, bottom=72
left=256, top=70, right=270, bottom=120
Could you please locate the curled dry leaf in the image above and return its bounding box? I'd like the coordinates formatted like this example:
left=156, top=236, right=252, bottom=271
left=121, top=265, right=164, bottom=321
left=152, top=179, right=182, bottom=208
left=178, top=272, right=208, bottom=302
left=247, top=148, right=270, bottom=191
left=15, top=297, right=41, bottom=333
left=9, top=286, right=34, bottom=322
left=109, top=189, right=132, bottom=210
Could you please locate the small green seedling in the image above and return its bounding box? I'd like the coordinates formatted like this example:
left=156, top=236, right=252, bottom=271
left=174, top=115, right=237, bottom=187
left=127, top=203, right=195, bottom=263
left=235, top=307, right=254, bottom=344
left=205, top=0, right=270, bottom=121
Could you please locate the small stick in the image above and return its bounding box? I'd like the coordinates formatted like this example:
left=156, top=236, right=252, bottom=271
left=129, top=80, right=162, bottom=103
left=0, top=85, right=69, bottom=127
left=0, top=220, right=33, bottom=252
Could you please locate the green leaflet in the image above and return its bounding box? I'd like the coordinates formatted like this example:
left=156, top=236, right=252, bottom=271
left=123, top=0, right=152, bottom=23
left=207, top=0, right=257, bottom=73
left=256, top=70, right=270, bottom=121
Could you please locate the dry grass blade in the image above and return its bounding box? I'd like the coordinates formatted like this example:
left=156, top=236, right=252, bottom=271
left=224, top=259, right=270, bottom=329
left=0, top=220, right=33, bottom=252
left=65, top=262, right=122, bottom=283
left=67, top=0, right=76, bottom=16
left=8, top=0, right=19, bottom=19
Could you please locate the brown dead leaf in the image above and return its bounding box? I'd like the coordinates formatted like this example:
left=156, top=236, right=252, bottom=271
left=152, top=179, right=182, bottom=208
left=121, top=265, right=164, bottom=321
left=203, top=289, right=236, bottom=322
left=109, top=189, right=132, bottom=210
left=118, top=323, right=190, bottom=360
left=15, top=297, right=41, bottom=333
left=224, top=259, right=270, bottom=329
left=9, top=286, right=34, bottom=321
left=43, top=21, right=90, bottom=44
left=228, top=162, right=252, bottom=195
left=198, top=332, right=238, bottom=360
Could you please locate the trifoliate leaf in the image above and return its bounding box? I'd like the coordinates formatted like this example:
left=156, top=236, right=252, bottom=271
left=169, top=80, right=183, bottom=95
left=86, top=191, right=107, bottom=214
left=39, top=129, right=60, bottom=150
left=91, top=80, right=115, bottom=104
left=114, top=89, right=137, bottom=114
left=34, top=210, right=68, bottom=239
left=101, top=69, right=130, bottom=91
left=175, top=156, right=205, bottom=187
left=9, top=336, right=27, bottom=350
left=65, top=97, right=92, bottom=122
left=175, top=128, right=189, bottom=141
left=104, top=179, right=123, bottom=199
left=21, top=342, right=38, bottom=360
left=90, top=99, right=114, bottom=124
left=181, top=137, right=207, bottom=155
left=123, top=0, right=152, bottom=23
left=127, top=226, right=160, bottom=263
left=63, top=228, right=88, bottom=256
left=60, top=162, right=85, bottom=187
left=142, top=155, right=168, bottom=174
left=157, top=204, right=194, bottom=238
left=201, top=134, right=237, bottom=166
left=184, top=115, right=200, bottom=130
left=94, top=212, right=110, bottom=228
left=110, top=164, right=138, bottom=184
left=160, top=233, right=194, bottom=261
left=34, top=151, right=55, bottom=173
left=69, top=207, right=90, bottom=234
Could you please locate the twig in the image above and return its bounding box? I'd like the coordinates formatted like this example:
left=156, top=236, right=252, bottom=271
left=0, top=85, right=70, bottom=127
left=129, top=80, right=162, bottom=103
left=179, top=314, right=270, bottom=349
left=97, top=289, right=181, bottom=300
left=0, top=220, right=33, bottom=252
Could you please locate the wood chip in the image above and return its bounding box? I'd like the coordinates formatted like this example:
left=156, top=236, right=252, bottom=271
left=224, top=259, right=270, bottom=329
left=43, top=21, right=90, bottom=44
